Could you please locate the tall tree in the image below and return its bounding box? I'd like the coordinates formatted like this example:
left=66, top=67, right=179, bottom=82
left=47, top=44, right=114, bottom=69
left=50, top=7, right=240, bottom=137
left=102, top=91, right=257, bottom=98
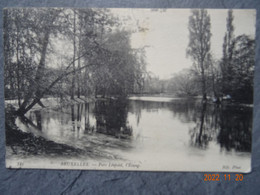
left=220, top=10, right=255, bottom=103
left=230, top=35, right=255, bottom=103
left=187, top=9, right=212, bottom=100
left=221, top=9, right=235, bottom=96
left=16, top=8, right=63, bottom=115
left=4, top=9, right=38, bottom=102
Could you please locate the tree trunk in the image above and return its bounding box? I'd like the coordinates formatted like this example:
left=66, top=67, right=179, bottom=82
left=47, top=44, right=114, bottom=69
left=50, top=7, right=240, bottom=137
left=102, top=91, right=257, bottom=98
left=71, top=10, right=76, bottom=100
left=15, top=25, right=21, bottom=107
left=17, top=61, right=95, bottom=115
left=201, top=60, right=207, bottom=100
left=16, top=28, right=50, bottom=115
left=77, top=26, right=82, bottom=98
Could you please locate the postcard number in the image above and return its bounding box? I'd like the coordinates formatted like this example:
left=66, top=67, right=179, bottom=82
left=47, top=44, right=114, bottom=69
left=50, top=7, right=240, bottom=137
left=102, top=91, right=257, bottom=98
left=17, top=162, right=24, bottom=167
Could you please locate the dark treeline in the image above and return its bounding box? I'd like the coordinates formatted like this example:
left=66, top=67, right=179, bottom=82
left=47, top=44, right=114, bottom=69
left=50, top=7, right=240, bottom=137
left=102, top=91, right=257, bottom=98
left=142, top=10, right=255, bottom=104
left=4, top=8, right=146, bottom=115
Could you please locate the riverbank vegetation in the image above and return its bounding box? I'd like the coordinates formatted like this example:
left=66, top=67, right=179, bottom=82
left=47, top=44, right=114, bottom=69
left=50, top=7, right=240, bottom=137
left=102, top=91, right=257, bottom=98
left=138, top=10, right=255, bottom=104
left=3, top=8, right=254, bottom=162
left=4, top=8, right=147, bottom=116
left=4, top=9, right=255, bottom=118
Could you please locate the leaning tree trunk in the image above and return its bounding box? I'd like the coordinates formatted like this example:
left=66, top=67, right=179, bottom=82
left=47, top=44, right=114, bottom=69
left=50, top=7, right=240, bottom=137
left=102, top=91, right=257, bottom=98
left=16, top=28, right=51, bottom=115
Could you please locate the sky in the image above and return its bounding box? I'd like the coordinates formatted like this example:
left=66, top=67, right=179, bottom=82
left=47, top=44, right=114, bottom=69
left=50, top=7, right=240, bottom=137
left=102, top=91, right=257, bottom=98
left=110, top=9, right=256, bottom=79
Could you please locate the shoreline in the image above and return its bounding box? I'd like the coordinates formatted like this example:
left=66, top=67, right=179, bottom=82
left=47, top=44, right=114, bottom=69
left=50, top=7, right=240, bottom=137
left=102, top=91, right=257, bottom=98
left=5, top=96, right=95, bottom=113
left=5, top=95, right=254, bottom=113
left=5, top=105, right=84, bottom=157
left=5, top=102, right=124, bottom=160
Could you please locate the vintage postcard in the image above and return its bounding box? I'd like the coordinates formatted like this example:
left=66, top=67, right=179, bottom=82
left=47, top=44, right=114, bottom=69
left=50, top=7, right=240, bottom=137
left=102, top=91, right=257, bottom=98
left=4, top=8, right=255, bottom=172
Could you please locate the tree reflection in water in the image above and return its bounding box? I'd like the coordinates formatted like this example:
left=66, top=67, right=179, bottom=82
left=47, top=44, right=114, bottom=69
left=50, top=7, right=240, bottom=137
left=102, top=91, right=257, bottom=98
left=189, top=102, right=213, bottom=149
left=34, top=110, right=42, bottom=131
left=84, top=102, right=95, bottom=133
left=19, top=98, right=252, bottom=152
left=217, top=105, right=252, bottom=152
left=71, top=105, right=75, bottom=131
left=94, top=98, right=133, bottom=139
left=189, top=101, right=252, bottom=152
left=128, top=98, right=252, bottom=152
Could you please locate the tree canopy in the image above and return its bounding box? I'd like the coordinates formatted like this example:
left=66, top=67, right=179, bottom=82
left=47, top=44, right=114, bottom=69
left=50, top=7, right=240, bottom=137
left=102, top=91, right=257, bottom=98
left=4, top=8, right=146, bottom=115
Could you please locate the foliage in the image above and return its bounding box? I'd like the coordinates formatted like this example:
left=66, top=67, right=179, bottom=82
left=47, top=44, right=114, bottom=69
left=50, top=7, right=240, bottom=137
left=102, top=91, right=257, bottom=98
left=220, top=10, right=255, bottom=103
left=226, top=35, right=255, bottom=102
left=187, top=9, right=212, bottom=100
left=4, top=8, right=146, bottom=115
left=167, top=70, right=199, bottom=96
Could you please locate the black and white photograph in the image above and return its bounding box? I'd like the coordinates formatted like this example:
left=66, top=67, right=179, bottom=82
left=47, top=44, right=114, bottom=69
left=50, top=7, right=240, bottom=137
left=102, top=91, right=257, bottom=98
left=4, top=8, right=256, bottom=172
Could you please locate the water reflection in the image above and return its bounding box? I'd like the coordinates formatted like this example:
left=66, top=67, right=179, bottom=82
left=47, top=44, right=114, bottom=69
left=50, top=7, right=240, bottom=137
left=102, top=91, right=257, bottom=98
left=128, top=99, right=252, bottom=152
left=19, top=114, right=42, bottom=131
left=189, top=102, right=211, bottom=148
left=17, top=97, right=252, bottom=158
left=187, top=101, right=252, bottom=152
left=84, top=102, right=94, bottom=132
left=35, top=110, right=42, bottom=131
left=217, top=106, right=252, bottom=152
left=71, top=105, right=75, bottom=131
left=94, top=99, right=133, bottom=139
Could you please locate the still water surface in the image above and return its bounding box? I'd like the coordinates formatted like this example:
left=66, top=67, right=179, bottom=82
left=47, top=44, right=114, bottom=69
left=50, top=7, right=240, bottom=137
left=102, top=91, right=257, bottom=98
left=16, top=97, right=252, bottom=171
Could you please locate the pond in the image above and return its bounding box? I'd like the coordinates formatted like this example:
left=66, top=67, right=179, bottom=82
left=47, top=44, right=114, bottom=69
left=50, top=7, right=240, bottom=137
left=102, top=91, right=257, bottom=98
left=15, top=96, right=252, bottom=172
